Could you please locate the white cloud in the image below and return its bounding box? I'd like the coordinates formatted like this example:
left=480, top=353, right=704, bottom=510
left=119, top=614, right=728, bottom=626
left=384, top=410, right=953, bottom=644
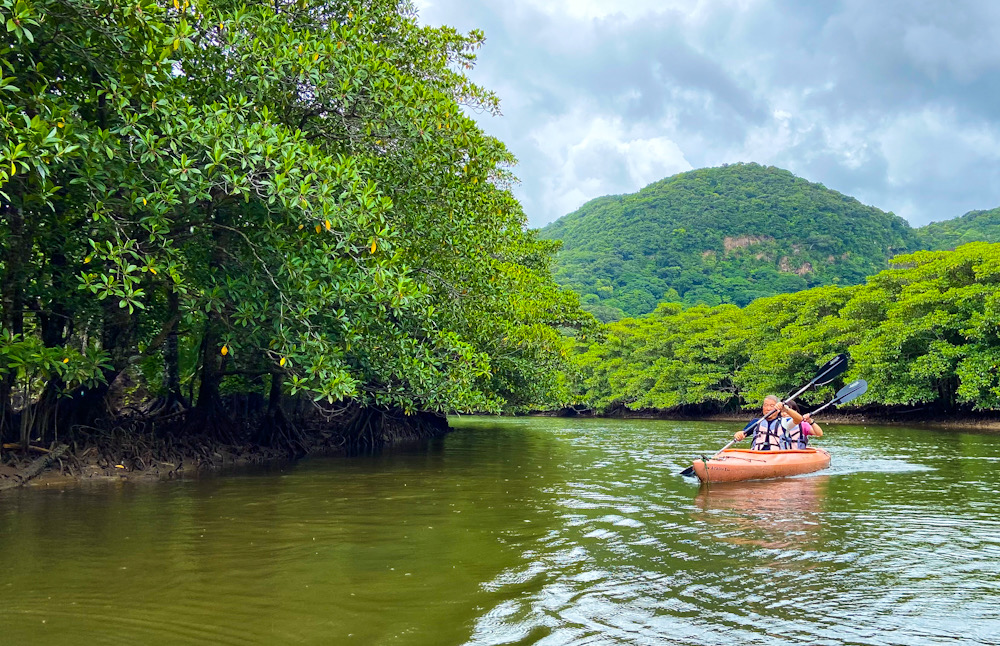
left=528, top=110, right=691, bottom=217
left=879, top=109, right=1000, bottom=187
left=418, top=0, right=1000, bottom=227
left=623, top=136, right=692, bottom=188
left=499, top=0, right=762, bottom=22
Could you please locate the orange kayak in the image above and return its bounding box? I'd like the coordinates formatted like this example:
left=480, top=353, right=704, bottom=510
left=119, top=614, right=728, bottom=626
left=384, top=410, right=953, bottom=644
left=691, top=448, right=831, bottom=483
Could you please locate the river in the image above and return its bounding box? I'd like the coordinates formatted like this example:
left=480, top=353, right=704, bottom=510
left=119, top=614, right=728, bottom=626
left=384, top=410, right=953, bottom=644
left=1, top=417, right=998, bottom=645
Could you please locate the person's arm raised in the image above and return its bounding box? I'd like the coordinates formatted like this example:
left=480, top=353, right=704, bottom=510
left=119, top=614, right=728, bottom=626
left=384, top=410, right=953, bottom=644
left=781, top=403, right=803, bottom=425
left=802, top=414, right=823, bottom=437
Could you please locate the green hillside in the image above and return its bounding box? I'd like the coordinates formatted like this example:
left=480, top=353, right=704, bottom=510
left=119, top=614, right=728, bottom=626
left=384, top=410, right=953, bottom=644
left=540, top=163, right=920, bottom=320
left=918, top=208, right=1000, bottom=251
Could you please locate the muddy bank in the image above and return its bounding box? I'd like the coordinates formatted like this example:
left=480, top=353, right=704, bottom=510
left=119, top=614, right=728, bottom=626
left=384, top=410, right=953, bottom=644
left=534, top=406, right=1000, bottom=432
left=0, top=406, right=449, bottom=492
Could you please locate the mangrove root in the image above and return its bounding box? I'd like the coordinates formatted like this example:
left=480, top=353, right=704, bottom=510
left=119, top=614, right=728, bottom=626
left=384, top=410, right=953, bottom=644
left=0, top=444, right=69, bottom=491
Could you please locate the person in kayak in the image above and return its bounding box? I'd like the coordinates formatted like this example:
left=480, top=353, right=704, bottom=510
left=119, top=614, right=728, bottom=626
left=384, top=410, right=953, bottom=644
left=733, top=395, right=802, bottom=450
left=800, top=413, right=825, bottom=447
left=781, top=403, right=824, bottom=449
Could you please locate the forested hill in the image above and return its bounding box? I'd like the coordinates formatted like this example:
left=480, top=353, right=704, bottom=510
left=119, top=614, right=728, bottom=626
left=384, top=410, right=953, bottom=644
left=539, top=163, right=999, bottom=321
left=919, top=208, right=1000, bottom=251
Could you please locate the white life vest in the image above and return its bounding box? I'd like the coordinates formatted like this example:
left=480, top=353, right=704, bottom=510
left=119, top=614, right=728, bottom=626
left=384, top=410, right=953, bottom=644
left=752, top=416, right=795, bottom=451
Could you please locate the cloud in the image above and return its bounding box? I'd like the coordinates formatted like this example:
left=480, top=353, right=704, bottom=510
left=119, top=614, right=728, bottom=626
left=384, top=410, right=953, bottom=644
left=418, top=0, right=1000, bottom=227
left=528, top=109, right=692, bottom=217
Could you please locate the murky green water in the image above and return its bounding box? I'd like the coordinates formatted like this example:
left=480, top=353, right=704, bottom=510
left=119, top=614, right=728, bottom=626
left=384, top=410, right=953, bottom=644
left=1, top=417, right=999, bottom=645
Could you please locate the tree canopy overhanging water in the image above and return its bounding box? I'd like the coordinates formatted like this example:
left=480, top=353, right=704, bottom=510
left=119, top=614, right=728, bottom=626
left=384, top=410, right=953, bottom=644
left=0, top=0, right=588, bottom=457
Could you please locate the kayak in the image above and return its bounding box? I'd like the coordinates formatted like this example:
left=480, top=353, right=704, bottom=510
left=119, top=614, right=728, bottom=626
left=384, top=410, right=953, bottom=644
left=691, top=447, right=831, bottom=483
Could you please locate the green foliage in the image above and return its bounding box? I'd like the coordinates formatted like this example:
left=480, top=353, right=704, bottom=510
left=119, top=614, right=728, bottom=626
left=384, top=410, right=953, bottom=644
left=573, top=243, right=1000, bottom=413
left=541, top=164, right=1000, bottom=322
left=540, top=163, right=920, bottom=318
left=0, top=0, right=586, bottom=444
left=916, top=208, right=1000, bottom=251
left=0, top=331, right=110, bottom=393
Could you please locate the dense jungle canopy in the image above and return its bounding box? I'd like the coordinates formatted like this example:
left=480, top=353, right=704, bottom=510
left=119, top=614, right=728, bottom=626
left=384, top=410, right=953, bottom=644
left=0, top=0, right=586, bottom=447
left=570, top=242, right=1000, bottom=416
left=541, top=164, right=1000, bottom=321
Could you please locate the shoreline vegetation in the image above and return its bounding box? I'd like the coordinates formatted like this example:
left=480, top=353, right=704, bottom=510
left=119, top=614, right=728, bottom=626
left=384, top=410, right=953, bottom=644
left=532, top=407, right=1000, bottom=432
left=0, top=0, right=588, bottom=492
left=567, top=243, right=1000, bottom=425
left=4, top=2, right=1000, bottom=495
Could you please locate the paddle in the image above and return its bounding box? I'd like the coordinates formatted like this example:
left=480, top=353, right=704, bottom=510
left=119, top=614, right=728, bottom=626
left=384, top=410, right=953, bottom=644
left=706, top=416, right=766, bottom=460
left=806, top=379, right=868, bottom=417
left=783, top=353, right=849, bottom=405
left=678, top=414, right=776, bottom=476
left=724, top=352, right=849, bottom=440
left=678, top=354, right=849, bottom=477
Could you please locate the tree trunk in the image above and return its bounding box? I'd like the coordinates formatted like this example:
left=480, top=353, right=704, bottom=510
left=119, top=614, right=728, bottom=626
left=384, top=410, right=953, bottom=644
left=255, top=371, right=285, bottom=445
left=195, top=314, right=224, bottom=414
left=193, top=211, right=230, bottom=438
left=164, top=285, right=185, bottom=405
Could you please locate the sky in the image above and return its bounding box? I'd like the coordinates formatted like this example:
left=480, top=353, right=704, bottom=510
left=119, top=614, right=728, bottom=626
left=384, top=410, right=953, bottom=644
left=414, top=0, right=1000, bottom=228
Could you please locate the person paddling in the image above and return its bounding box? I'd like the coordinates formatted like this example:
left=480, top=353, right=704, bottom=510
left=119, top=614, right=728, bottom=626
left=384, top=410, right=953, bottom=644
left=733, top=395, right=803, bottom=450
left=781, top=402, right=824, bottom=449
left=799, top=413, right=825, bottom=447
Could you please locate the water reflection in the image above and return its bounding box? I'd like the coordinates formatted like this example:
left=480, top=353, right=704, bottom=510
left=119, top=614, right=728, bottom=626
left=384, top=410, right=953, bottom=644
left=2, top=418, right=999, bottom=645
left=694, top=476, right=829, bottom=551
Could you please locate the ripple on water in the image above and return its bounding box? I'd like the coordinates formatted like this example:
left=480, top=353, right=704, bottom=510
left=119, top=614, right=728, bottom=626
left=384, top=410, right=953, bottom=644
left=460, top=420, right=1000, bottom=646
left=4, top=418, right=1000, bottom=645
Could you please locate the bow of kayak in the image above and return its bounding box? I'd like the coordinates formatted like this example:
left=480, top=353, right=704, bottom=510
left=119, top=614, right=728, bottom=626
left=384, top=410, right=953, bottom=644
left=691, top=447, right=831, bottom=483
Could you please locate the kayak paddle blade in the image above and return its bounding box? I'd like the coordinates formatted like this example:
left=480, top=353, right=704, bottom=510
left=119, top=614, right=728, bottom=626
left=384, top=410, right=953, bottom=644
left=834, top=379, right=868, bottom=405
left=814, top=353, right=850, bottom=386
left=680, top=465, right=695, bottom=477
left=785, top=353, right=850, bottom=402
left=808, top=378, right=869, bottom=417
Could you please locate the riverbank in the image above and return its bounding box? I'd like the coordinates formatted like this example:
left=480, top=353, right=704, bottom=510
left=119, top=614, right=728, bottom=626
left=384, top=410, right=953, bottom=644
left=696, top=412, right=1000, bottom=432
left=0, top=407, right=450, bottom=492
left=534, top=407, right=1000, bottom=432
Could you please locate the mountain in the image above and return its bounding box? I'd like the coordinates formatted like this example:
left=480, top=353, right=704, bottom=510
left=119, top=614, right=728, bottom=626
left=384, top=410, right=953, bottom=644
left=918, top=208, right=1000, bottom=251
left=540, top=163, right=921, bottom=321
